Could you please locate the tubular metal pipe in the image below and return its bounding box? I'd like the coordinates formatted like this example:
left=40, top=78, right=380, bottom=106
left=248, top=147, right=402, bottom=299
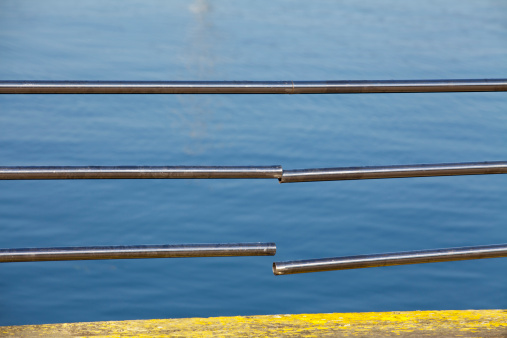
left=279, top=161, right=507, bottom=183
left=0, top=243, right=277, bottom=263
left=1, top=162, right=506, bottom=181
left=1, top=79, right=506, bottom=94
left=273, top=244, right=507, bottom=275
left=0, top=166, right=282, bottom=180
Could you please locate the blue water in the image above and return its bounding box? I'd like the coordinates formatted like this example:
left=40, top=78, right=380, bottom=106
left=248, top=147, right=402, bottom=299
left=1, top=0, right=506, bottom=326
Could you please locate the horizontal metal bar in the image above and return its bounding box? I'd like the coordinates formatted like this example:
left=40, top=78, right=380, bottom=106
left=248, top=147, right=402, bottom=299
left=273, top=244, right=507, bottom=275
left=0, top=243, right=277, bottom=263
left=279, top=161, right=507, bottom=183
left=2, top=162, right=506, bottom=181
left=0, top=166, right=282, bottom=180
left=1, top=79, right=506, bottom=94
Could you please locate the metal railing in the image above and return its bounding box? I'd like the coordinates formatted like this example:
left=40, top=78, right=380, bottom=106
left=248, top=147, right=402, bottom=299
left=1, top=79, right=506, bottom=94
left=0, top=243, right=276, bottom=263
left=2, top=78, right=506, bottom=274
left=1, top=161, right=506, bottom=182
left=273, top=244, right=507, bottom=275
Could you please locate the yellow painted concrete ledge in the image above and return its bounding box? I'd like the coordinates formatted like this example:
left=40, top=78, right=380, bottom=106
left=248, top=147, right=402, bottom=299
left=2, top=310, right=506, bottom=337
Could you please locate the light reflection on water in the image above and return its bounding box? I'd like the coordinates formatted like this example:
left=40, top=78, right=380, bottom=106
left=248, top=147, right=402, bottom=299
left=0, top=0, right=506, bottom=325
left=177, top=0, right=217, bottom=155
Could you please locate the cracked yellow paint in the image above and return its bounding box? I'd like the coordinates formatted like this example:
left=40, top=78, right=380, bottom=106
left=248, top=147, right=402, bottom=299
left=1, top=310, right=506, bottom=337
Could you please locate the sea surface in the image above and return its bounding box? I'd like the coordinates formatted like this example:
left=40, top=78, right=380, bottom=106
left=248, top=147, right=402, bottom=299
left=0, top=0, right=506, bottom=325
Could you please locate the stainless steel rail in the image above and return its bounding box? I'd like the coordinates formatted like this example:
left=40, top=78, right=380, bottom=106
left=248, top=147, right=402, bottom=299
left=0, top=243, right=277, bottom=263
left=273, top=244, right=507, bottom=275
left=0, top=166, right=283, bottom=180
left=2, top=162, right=505, bottom=181
left=279, top=161, right=507, bottom=183
left=1, top=79, right=506, bottom=94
